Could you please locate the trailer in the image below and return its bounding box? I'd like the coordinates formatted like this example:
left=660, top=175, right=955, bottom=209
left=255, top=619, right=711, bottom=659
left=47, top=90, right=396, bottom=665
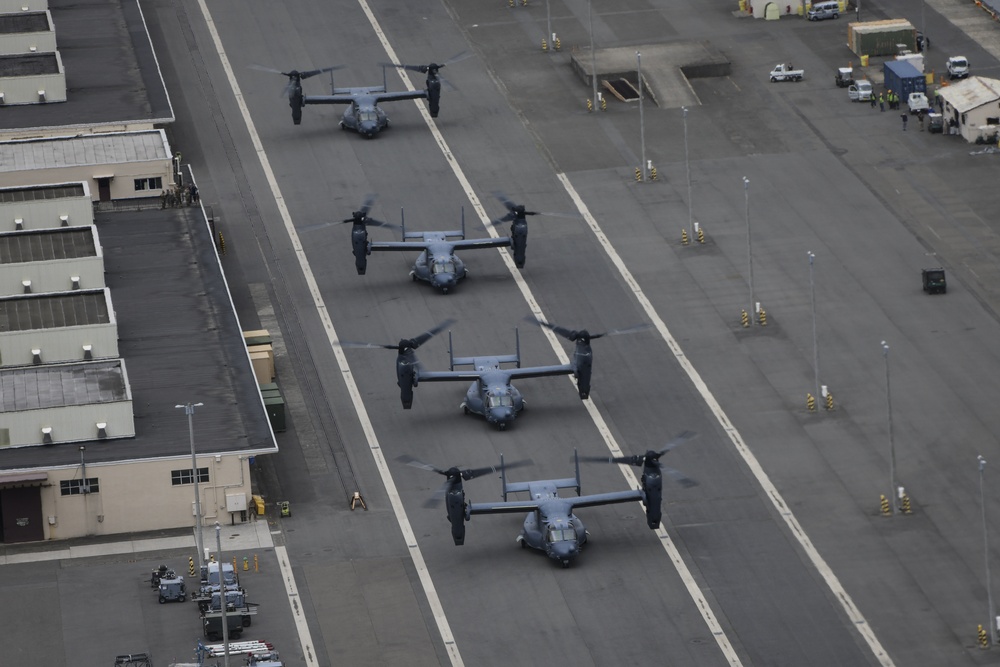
left=883, top=60, right=926, bottom=101
left=202, top=610, right=246, bottom=641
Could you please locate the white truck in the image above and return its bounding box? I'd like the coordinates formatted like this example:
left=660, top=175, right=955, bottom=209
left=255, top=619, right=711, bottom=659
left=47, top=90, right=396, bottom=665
left=907, top=92, right=930, bottom=114
left=848, top=80, right=873, bottom=102
left=947, top=56, right=970, bottom=80
left=769, top=63, right=804, bottom=82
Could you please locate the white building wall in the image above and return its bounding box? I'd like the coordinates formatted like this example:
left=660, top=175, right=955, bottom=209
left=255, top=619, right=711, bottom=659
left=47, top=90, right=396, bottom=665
left=0, top=0, right=49, bottom=11
left=0, top=182, right=94, bottom=231
left=0, top=11, right=55, bottom=55
left=0, top=160, right=173, bottom=201
left=0, top=322, right=119, bottom=367
left=40, top=455, right=253, bottom=539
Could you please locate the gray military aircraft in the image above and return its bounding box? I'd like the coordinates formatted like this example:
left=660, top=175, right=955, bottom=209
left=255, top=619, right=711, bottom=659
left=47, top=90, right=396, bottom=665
left=345, top=193, right=546, bottom=292
left=251, top=53, right=467, bottom=138
left=340, top=320, right=618, bottom=430
left=399, top=433, right=697, bottom=567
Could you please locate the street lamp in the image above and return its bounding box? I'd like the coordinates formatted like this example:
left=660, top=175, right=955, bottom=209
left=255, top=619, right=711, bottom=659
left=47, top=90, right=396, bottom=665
left=881, top=342, right=896, bottom=514
left=683, top=107, right=692, bottom=229
left=744, top=177, right=755, bottom=324
left=809, top=252, right=820, bottom=401
left=216, top=522, right=231, bottom=666
left=980, top=456, right=996, bottom=644
left=637, top=51, right=646, bottom=181
left=176, top=402, right=205, bottom=565
left=588, top=0, right=598, bottom=113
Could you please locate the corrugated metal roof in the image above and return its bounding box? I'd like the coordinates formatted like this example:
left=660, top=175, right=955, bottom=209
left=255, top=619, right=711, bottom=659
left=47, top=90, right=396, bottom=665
left=0, top=360, right=126, bottom=411
left=0, top=183, right=85, bottom=203
left=940, top=77, right=1000, bottom=113
left=0, top=131, right=169, bottom=172
left=0, top=227, right=96, bottom=264
left=0, top=289, right=109, bottom=331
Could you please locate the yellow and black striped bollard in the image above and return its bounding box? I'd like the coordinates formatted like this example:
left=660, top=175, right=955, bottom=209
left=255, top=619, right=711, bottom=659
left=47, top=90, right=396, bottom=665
left=681, top=229, right=689, bottom=246
left=696, top=227, right=705, bottom=243
left=554, top=37, right=561, bottom=51
left=806, top=393, right=816, bottom=412
left=757, top=308, right=767, bottom=326
left=599, top=94, right=606, bottom=110
left=880, top=494, right=891, bottom=516
left=650, top=166, right=658, bottom=181
left=189, top=556, right=196, bottom=577
left=586, top=98, right=593, bottom=112
left=978, top=624, right=989, bottom=648
left=740, top=309, right=749, bottom=328
left=542, top=38, right=548, bottom=51
left=901, top=494, right=912, bottom=514
left=634, top=167, right=642, bottom=182
left=825, top=392, right=834, bottom=410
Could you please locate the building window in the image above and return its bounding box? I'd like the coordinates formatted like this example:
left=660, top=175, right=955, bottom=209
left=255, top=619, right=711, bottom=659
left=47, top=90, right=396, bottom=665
left=171, top=467, right=209, bottom=485
left=0, top=429, right=8, bottom=447
left=134, top=177, right=164, bottom=192
left=60, top=478, right=99, bottom=495
left=987, top=117, right=999, bottom=125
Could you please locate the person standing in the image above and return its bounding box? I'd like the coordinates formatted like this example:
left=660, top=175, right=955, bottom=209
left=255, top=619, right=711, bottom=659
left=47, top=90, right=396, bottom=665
left=918, top=111, right=925, bottom=131
left=870, top=91, right=877, bottom=109
left=879, top=92, right=885, bottom=112
left=900, top=113, right=908, bottom=131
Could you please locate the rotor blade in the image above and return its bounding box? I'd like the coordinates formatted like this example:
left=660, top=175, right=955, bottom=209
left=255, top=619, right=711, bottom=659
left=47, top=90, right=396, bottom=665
left=358, top=193, right=376, bottom=216
left=462, top=458, right=533, bottom=481
left=248, top=64, right=284, bottom=75
left=296, top=65, right=345, bottom=80
left=396, top=454, right=447, bottom=476
left=336, top=341, right=398, bottom=350
left=656, top=430, right=698, bottom=457
left=588, top=323, right=653, bottom=340
left=411, top=319, right=456, bottom=348
left=524, top=316, right=577, bottom=341
left=663, top=465, right=699, bottom=488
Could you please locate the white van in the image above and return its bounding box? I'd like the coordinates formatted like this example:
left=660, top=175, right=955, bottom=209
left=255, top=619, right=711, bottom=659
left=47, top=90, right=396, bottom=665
left=808, top=1, right=840, bottom=20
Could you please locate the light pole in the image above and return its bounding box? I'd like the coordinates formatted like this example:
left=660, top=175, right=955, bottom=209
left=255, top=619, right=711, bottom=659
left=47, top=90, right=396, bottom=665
left=744, top=177, right=755, bottom=324
left=588, top=0, right=598, bottom=113
left=809, top=252, right=820, bottom=401
left=176, top=402, right=205, bottom=565
left=980, top=456, right=996, bottom=644
left=216, top=522, right=231, bottom=666
left=546, top=0, right=551, bottom=52
left=638, top=51, right=646, bottom=181
left=881, top=342, right=896, bottom=514
left=683, top=107, right=692, bottom=229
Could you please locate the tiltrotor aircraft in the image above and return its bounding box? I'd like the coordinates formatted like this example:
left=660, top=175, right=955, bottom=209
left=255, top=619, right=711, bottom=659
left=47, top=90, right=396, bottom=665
left=342, top=320, right=622, bottom=430
left=251, top=53, right=467, bottom=138
left=399, top=433, right=697, bottom=567
left=344, top=193, right=550, bottom=293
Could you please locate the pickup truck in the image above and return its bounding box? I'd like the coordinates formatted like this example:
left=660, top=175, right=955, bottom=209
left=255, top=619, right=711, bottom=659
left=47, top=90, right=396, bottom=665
left=947, top=56, right=969, bottom=79
left=908, top=92, right=930, bottom=114
left=770, top=63, right=804, bottom=82
left=848, top=80, right=873, bottom=102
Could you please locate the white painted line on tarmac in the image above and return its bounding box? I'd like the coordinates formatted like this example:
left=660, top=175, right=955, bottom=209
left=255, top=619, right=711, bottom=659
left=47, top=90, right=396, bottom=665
left=193, top=1, right=461, bottom=665
left=274, top=545, right=318, bottom=667
left=556, top=175, right=896, bottom=667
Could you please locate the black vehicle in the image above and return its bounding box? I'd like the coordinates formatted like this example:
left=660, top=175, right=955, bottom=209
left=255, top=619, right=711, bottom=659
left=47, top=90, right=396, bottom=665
left=922, top=268, right=947, bottom=294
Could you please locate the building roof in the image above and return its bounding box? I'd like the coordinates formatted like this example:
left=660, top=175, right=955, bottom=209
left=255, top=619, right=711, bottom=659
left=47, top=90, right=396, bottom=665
left=0, top=208, right=276, bottom=468
left=0, top=359, right=127, bottom=411
left=0, top=227, right=96, bottom=264
left=0, top=130, right=170, bottom=172
left=0, top=289, right=110, bottom=331
left=0, top=11, right=50, bottom=34
left=0, top=183, right=86, bottom=203
left=0, top=51, right=58, bottom=76
left=0, top=0, right=172, bottom=133
left=940, top=76, right=1000, bottom=114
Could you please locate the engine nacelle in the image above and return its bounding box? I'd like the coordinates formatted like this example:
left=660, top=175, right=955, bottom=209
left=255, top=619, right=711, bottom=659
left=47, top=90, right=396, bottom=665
left=290, top=89, right=304, bottom=126
left=572, top=340, right=593, bottom=399
left=641, top=464, right=663, bottom=529
left=351, top=224, right=369, bottom=275
left=510, top=218, right=528, bottom=268
left=427, top=77, right=441, bottom=118
left=445, top=490, right=466, bottom=545
left=396, top=354, right=417, bottom=409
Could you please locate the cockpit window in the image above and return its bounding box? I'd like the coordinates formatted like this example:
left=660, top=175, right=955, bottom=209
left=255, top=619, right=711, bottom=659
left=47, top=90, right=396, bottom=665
left=547, top=528, right=575, bottom=542
left=487, top=394, right=513, bottom=408
left=359, top=110, right=377, bottom=122
left=432, top=261, right=456, bottom=275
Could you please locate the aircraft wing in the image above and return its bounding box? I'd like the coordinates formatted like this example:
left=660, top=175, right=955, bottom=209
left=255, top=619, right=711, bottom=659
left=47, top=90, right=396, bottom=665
left=302, top=94, right=358, bottom=106
left=369, top=241, right=431, bottom=253
left=416, top=369, right=483, bottom=383
left=567, top=489, right=644, bottom=510
left=449, top=238, right=511, bottom=251
left=374, top=90, right=429, bottom=104
left=506, top=364, right=574, bottom=380
left=467, top=500, right=542, bottom=516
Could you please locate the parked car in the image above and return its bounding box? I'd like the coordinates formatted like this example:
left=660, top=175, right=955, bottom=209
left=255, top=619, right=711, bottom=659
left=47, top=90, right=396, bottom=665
left=848, top=80, right=873, bottom=102
left=947, top=56, right=970, bottom=80
left=916, top=31, right=929, bottom=52
left=836, top=67, right=854, bottom=88
left=907, top=92, right=930, bottom=114
left=770, top=63, right=804, bottom=82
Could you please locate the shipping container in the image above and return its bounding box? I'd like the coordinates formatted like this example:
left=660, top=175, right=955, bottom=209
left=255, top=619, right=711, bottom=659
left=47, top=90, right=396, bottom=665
left=883, top=60, right=926, bottom=99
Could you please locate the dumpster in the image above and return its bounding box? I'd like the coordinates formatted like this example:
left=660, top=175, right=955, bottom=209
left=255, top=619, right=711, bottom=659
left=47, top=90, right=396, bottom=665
left=251, top=494, right=265, bottom=516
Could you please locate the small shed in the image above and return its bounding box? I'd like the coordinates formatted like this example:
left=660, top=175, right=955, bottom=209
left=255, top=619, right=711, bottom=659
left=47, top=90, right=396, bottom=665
left=938, top=76, right=1000, bottom=143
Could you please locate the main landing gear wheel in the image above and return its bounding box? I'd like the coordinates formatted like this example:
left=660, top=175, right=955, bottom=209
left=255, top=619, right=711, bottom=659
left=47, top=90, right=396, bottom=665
left=462, top=405, right=470, bottom=415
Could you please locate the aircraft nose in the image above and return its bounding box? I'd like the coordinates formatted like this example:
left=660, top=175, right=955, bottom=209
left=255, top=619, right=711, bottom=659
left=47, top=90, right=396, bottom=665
left=360, top=121, right=377, bottom=137
left=550, top=542, right=578, bottom=562
left=489, top=408, right=513, bottom=428
left=432, top=274, right=455, bottom=290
